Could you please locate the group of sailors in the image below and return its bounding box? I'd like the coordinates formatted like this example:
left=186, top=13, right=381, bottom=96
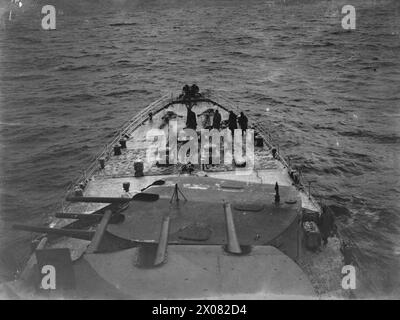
left=179, top=84, right=201, bottom=100
left=186, top=106, right=248, bottom=135
left=228, top=110, right=248, bottom=135
left=180, top=84, right=248, bottom=133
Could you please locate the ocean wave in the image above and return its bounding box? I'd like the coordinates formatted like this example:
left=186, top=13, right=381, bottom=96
left=109, top=22, right=138, bottom=27
left=45, top=93, right=96, bottom=103
left=60, top=53, right=102, bottom=59
left=326, top=107, right=346, bottom=113
left=104, top=89, right=151, bottom=98
left=55, top=64, right=91, bottom=72
left=338, top=130, right=400, bottom=144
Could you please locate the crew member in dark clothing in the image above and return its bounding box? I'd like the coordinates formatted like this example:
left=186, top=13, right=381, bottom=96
left=318, top=206, right=336, bottom=246
left=238, top=112, right=248, bottom=135
left=228, top=111, right=237, bottom=136
left=180, top=84, right=190, bottom=100
left=191, top=84, right=200, bottom=97
left=212, top=109, right=221, bottom=130
left=186, top=106, right=197, bottom=130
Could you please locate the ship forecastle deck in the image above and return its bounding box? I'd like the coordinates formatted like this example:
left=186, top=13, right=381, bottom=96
left=63, top=94, right=319, bottom=216
left=3, top=91, right=347, bottom=299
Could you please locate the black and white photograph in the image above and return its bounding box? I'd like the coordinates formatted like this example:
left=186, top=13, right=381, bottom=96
left=0, top=0, right=399, bottom=302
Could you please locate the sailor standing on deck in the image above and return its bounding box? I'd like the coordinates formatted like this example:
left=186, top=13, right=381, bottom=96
left=182, top=84, right=190, bottom=99
left=186, top=105, right=197, bottom=130
left=238, top=112, right=248, bottom=135
left=203, top=113, right=212, bottom=129
left=228, top=111, right=237, bottom=136
left=190, top=84, right=200, bottom=97
left=212, top=109, right=221, bottom=130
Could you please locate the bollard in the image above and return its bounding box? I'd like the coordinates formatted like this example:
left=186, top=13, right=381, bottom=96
left=74, top=187, right=83, bottom=197
left=119, top=138, right=127, bottom=149
left=274, top=182, right=280, bottom=203
left=134, top=161, right=144, bottom=177
left=255, top=135, right=263, bottom=147
left=99, top=157, right=105, bottom=169
left=114, top=145, right=121, bottom=156
left=123, top=182, right=130, bottom=192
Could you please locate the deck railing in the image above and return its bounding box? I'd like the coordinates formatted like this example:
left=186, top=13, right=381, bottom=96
left=61, top=93, right=178, bottom=211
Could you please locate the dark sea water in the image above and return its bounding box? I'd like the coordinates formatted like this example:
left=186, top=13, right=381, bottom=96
left=0, top=0, right=399, bottom=298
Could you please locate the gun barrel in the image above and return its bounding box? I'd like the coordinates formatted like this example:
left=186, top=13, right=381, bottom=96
left=55, top=213, right=103, bottom=220
left=66, top=193, right=159, bottom=203
left=66, top=196, right=130, bottom=203
left=13, top=224, right=94, bottom=241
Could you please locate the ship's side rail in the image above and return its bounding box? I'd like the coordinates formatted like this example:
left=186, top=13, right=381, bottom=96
left=251, top=119, right=321, bottom=211
left=61, top=93, right=176, bottom=210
